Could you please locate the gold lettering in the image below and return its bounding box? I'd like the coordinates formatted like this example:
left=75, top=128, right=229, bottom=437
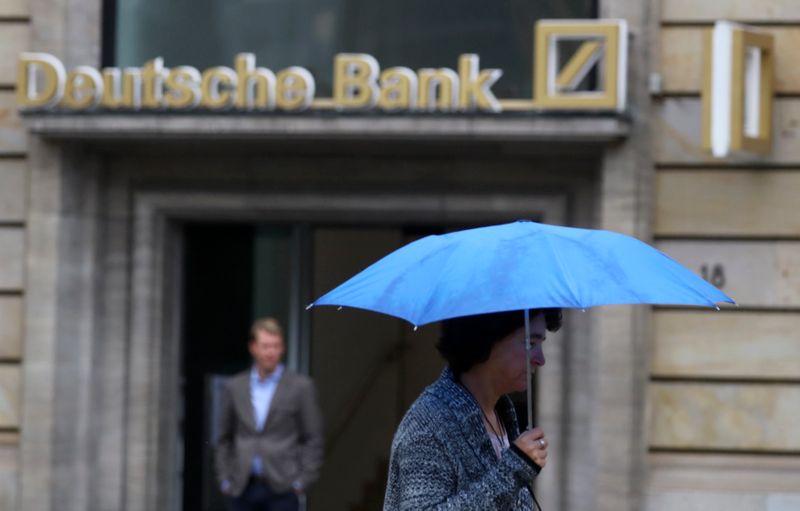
left=334, top=54, right=379, bottom=110
left=141, top=58, right=167, bottom=108
left=201, top=66, right=237, bottom=109
left=16, top=53, right=65, bottom=108
left=102, top=68, right=142, bottom=108
left=62, top=66, right=103, bottom=109
left=234, top=53, right=276, bottom=110
left=378, top=67, right=417, bottom=111
left=458, top=54, right=502, bottom=112
left=15, top=52, right=512, bottom=114
left=417, top=68, right=459, bottom=111
left=276, top=67, right=314, bottom=111
left=164, top=66, right=201, bottom=109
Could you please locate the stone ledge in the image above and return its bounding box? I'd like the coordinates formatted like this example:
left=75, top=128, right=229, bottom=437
left=22, top=113, right=630, bottom=143
left=648, top=452, right=800, bottom=493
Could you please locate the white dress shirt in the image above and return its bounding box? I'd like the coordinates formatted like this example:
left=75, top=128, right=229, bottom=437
left=250, top=363, right=284, bottom=475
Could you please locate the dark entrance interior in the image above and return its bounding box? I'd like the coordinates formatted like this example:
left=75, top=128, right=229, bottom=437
left=181, top=223, right=256, bottom=511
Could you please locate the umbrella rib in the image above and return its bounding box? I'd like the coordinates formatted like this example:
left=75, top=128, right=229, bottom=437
left=542, top=233, right=583, bottom=307
left=413, top=240, right=463, bottom=326
left=655, top=250, right=725, bottom=307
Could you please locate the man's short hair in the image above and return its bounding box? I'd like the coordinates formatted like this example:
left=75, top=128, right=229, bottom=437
left=250, top=317, right=284, bottom=341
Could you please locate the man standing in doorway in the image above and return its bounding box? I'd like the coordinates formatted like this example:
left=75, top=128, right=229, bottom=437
left=216, top=318, right=324, bottom=511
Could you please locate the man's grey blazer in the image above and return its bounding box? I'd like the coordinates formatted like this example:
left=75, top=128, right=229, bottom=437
left=215, top=368, right=324, bottom=497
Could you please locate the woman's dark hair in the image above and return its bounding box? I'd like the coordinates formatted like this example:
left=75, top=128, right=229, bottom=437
left=437, top=309, right=562, bottom=376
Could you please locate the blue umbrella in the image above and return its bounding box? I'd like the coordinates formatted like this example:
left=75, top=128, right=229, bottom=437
left=308, top=220, right=734, bottom=425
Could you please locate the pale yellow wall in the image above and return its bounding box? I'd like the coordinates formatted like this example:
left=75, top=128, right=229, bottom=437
left=661, top=27, right=800, bottom=94
left=0, top=23, right=28, bottom=86
left=649, top=1, right=800, bottom=509
left=652, top=311, right=800, bottom=379
left=0, top=0, right=27, bottom=17
left=0, top=93, right=26, bottom=154
left=0, top=2, right=29, bottom=510
left=662, top=0, right=800, bottom=23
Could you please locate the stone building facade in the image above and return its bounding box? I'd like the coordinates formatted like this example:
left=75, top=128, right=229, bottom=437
left=0, top=0, right=797, bottom=510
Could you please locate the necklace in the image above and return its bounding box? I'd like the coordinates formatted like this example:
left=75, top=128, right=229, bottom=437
left=457, top=380, right=508, bottom=456
left=480, top=407, right=508, bottom=456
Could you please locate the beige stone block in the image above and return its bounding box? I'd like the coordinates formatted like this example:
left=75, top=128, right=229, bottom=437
left=659, top=27, right=706, bottom=94
left=0, top=365, right=20, bottom=427
left=0, top=91, right=26, bottom=154
left=662, top=0, right=800, bottom=22
left=650, top=383, right=800, bottom=450
left=0, top=296, right=22, bottom=359
left=0, top=160, right=26, bottom=222
left=768, top=495, right=800, bottom=510
left=0, top=228, right=24, bottom=289
left=0, top=0, right=28, bottom=17
left=661, top=27, right=800, bottom=94
left=0, top=444, right=18, bottom=511
left=649, top=453, right=800, bottom=493
left=655, top=98, right=800, bottom=165
left=645, top=493, right=800, bottom=511
left=655, top=240, right=800, bottom=308
left=647, top=492, right=800, bottom=511
left=645, top=491, right=763, bottom=511
left=0, top=24, right=28, bottom=86
left=653, top=310, right=800, bottom=379
left=0, top=431, right=18, bottom=445
left=655, top=170, right=800, bottom=237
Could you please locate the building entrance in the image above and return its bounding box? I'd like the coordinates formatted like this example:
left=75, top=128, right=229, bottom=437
left=180, top=219, right=546, bottom=511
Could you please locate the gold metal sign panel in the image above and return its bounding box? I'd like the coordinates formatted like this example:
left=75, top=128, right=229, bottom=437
left=533, top=20, right=627, bottom=111
left=703, top=21, right=774, bottom=157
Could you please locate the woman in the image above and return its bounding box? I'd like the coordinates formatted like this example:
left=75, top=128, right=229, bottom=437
left=383, top=309, right=562, bottom=510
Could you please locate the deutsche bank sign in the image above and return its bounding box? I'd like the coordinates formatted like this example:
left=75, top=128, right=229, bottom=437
left=17, top=20, right=628, bottom=114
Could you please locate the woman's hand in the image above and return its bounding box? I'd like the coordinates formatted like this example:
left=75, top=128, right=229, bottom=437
left=513, top=427, right=548, bottom=468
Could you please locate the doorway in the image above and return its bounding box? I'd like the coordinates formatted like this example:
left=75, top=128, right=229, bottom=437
left=181, top=222, right=302, bottom=511
left=180, top=219, right=547, bottom=511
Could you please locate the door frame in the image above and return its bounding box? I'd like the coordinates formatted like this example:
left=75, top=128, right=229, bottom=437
left=136, top=186, right=570, bottom=510
left=22, top=145, right=628, bottom=511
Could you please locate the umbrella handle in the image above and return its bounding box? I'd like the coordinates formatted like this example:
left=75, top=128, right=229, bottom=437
left=525, top=309, right=534, bottom=430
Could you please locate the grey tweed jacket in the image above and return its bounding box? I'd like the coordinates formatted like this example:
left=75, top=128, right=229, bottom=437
left=214, top=369, right=324, bottom=496
left=384, top=368, right=540, bottom=510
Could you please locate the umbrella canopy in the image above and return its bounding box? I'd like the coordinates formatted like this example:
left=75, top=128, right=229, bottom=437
left=310, top=220, right=734, bottom=326
left=310, top=220, right=734, bottom=429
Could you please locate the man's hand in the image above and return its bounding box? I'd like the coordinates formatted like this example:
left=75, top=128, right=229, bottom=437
left=220, top=480, right=233, bottom=496
left=292, top=480, right=305, bottom=495
left=513, top=427, right=548, bottom=468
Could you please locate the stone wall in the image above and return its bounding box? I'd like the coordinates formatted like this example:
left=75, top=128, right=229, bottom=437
left=647, top=1, right=800, bottom=509
left=0, top=0, right=29, bottom=509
